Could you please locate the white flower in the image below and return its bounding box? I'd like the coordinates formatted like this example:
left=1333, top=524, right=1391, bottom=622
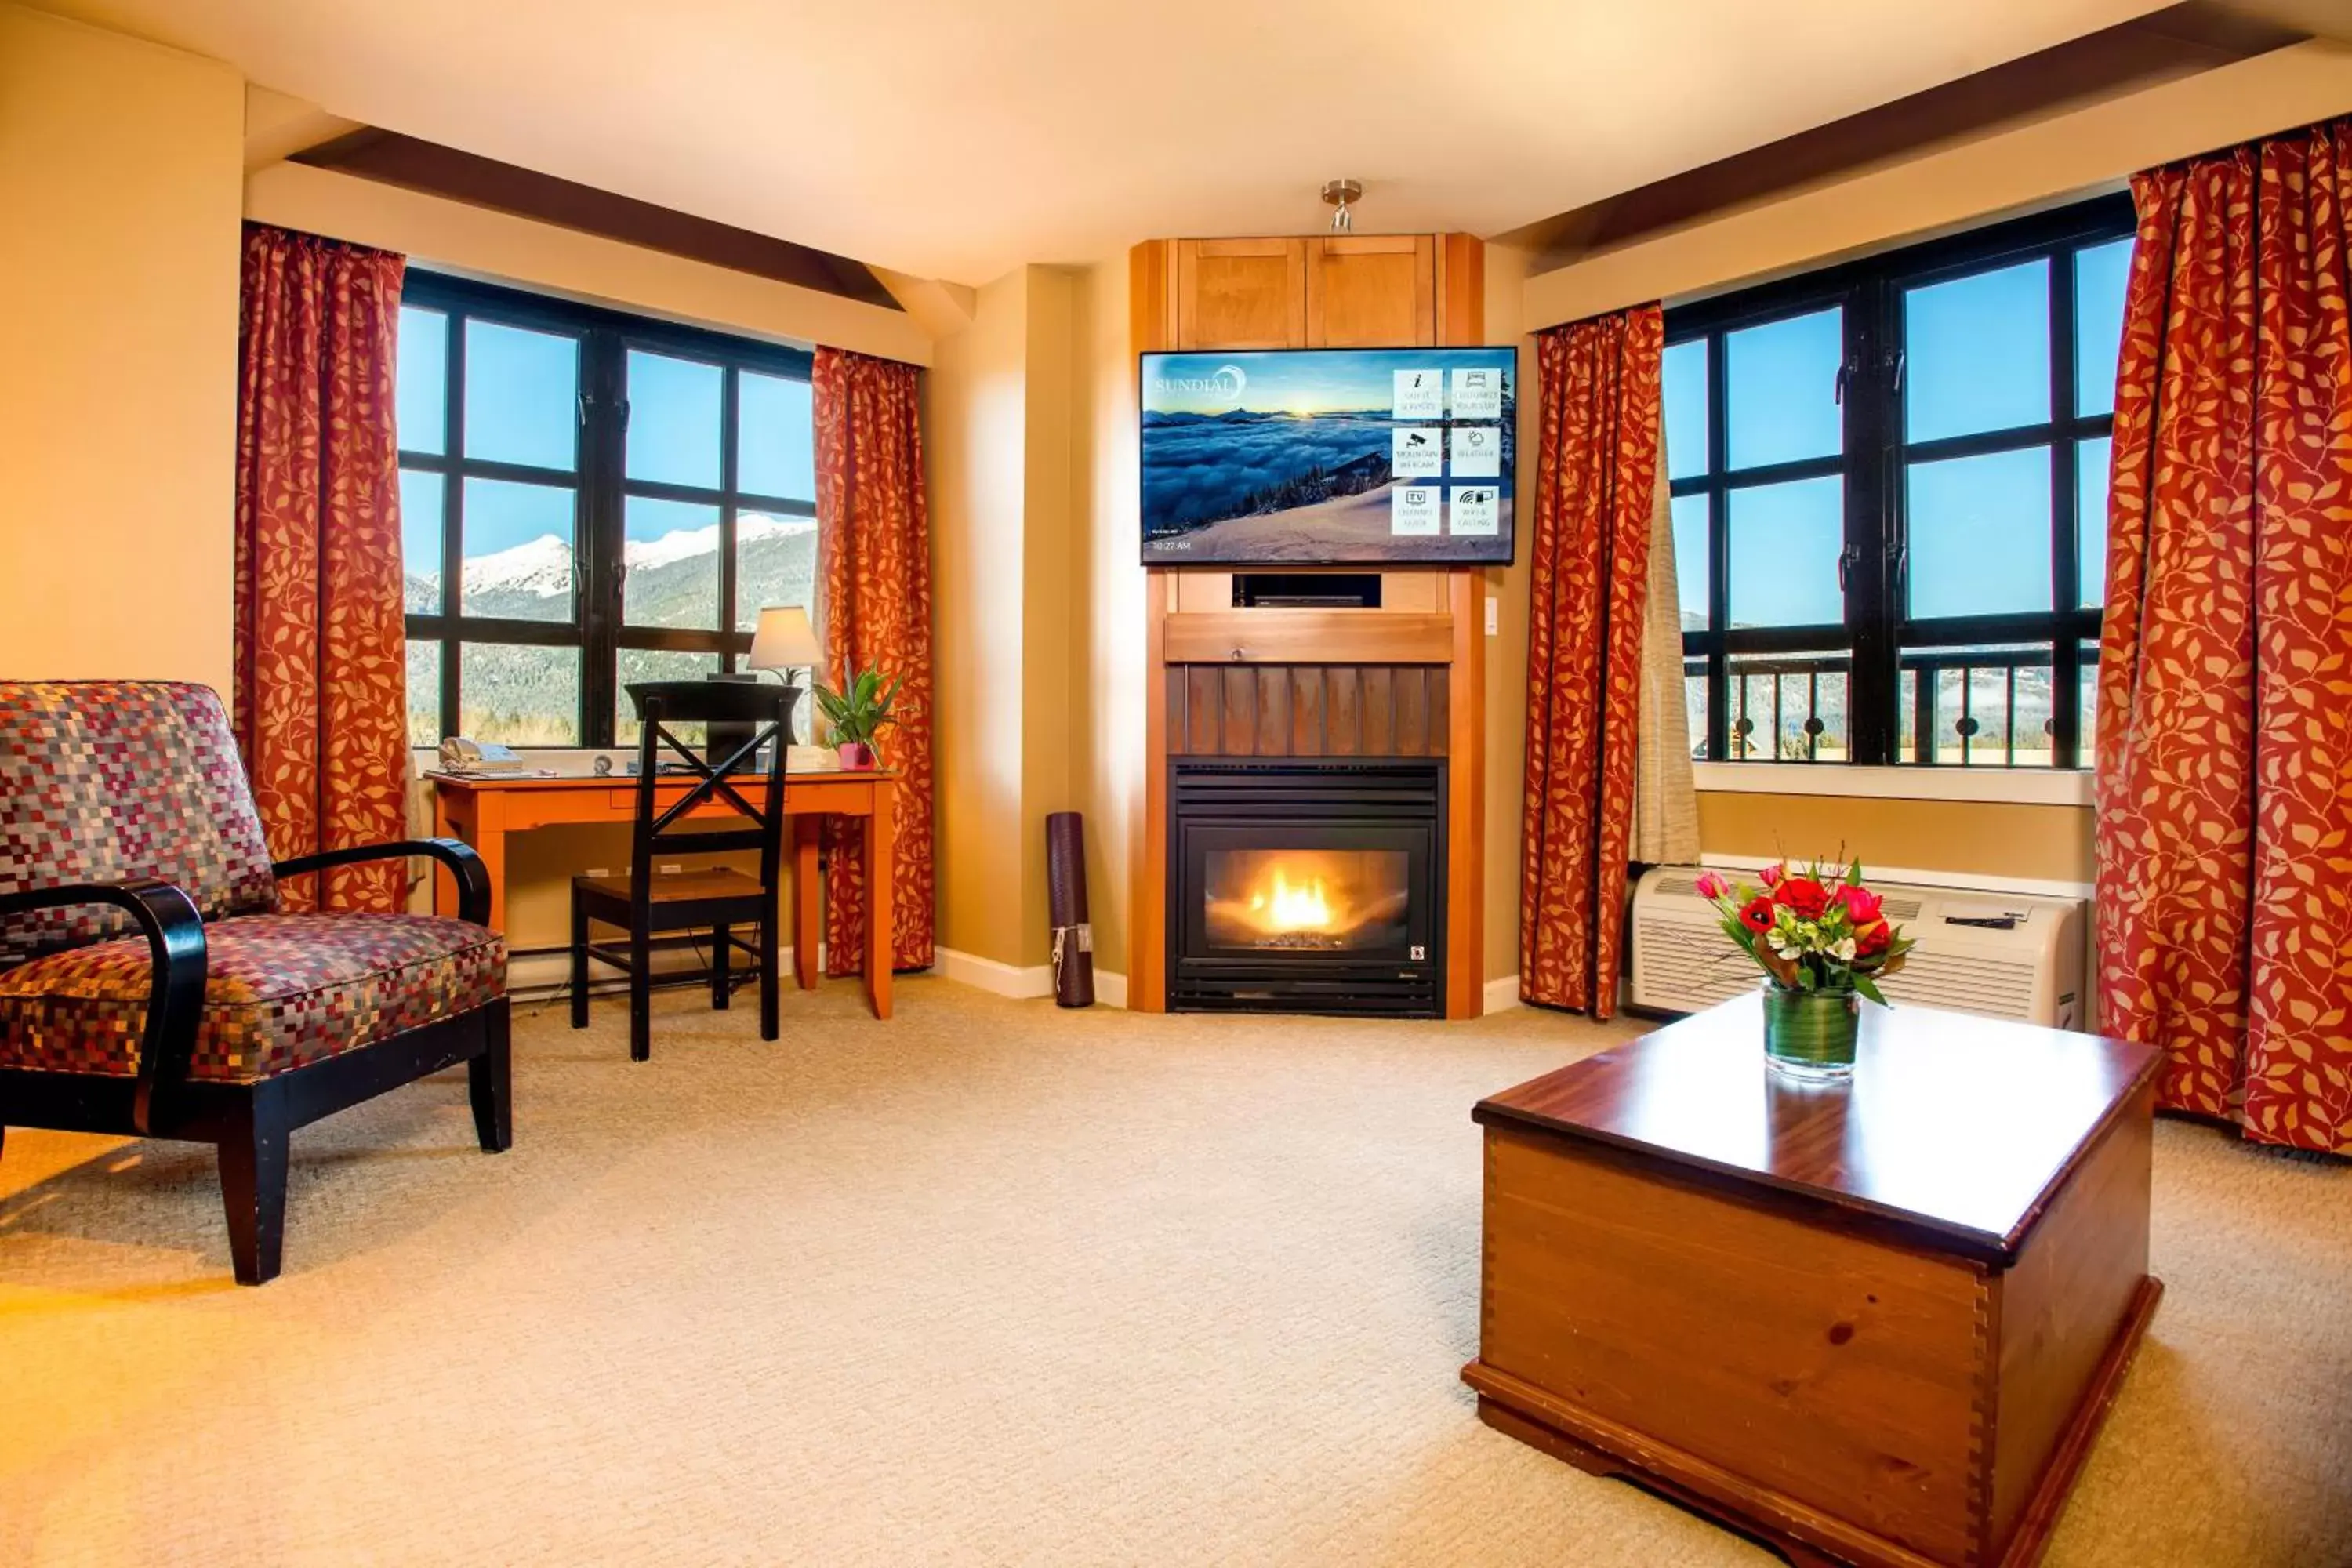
left=1831, top=938, right=1857, bottom=960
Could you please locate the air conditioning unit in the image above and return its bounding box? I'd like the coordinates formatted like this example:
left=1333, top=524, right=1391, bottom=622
left=1629, top=867, right=2088, bottom=1031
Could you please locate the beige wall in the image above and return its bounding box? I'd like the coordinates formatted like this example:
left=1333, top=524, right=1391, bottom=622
left=26, top=9, right=2340, bottom=993
left=245, top=161, right=932, bottom=367
left=0, top=6, right=245, bottom=694
left=1018, top=269, right=1080, bottom=968
left=928, top=264, right=1087, bottom=970
left=1696, top=795, right=2095, bottom=887
left=1478, top=245, right=1538, bottom=982
left=931, top=270, right=1035, bottom=966
left=1524, top=39, right=2352, bottom=330
left=1069, top=258, right=1145, bottom=980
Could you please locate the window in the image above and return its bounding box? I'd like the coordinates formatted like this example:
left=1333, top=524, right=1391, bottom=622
left=398, top=274, right=818, bottom=748
left=1666, top=195, right=2131, bottom=768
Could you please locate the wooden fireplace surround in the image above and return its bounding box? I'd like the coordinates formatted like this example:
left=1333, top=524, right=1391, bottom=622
left=1127, top=234, right=1490, bottom=1018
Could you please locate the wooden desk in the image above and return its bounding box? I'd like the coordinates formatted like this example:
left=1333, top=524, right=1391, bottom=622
left=428, top=770, right=898, bottom=1019
left=1463, top=996, right=2161, bottom=1568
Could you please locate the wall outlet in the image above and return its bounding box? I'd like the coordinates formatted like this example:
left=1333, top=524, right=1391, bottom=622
left=1485, top=596, right=1500, bottom=636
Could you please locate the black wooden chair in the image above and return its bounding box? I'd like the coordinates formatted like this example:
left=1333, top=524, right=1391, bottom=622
left=0, top=681, right=510, bottom=1286
left=570, top=681, right=793, bottom=1061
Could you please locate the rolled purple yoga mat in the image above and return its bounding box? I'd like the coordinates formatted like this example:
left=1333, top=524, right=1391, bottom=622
left=1046, top=811, right=1094, bottom=1008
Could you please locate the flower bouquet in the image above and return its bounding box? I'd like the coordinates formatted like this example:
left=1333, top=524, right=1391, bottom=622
left=1692, top=858, right=1915, bottom=1080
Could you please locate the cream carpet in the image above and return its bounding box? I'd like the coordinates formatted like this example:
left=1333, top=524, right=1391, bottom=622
left=2, top=980, right=2346, bottom=1566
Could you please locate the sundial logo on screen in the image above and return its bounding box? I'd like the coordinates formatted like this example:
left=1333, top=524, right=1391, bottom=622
left=1151, top=364, right=1248, bottom=403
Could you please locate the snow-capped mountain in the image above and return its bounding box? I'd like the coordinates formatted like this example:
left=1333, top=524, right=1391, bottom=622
left=414, top=512, right=828, bottom=615
left=621, top=513, right=814, bottom=571
left=462, top=533, right=575, bottom=599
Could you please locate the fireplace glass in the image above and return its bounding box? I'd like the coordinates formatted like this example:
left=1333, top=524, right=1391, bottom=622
left=1202, top=848, right=1410, bottom=953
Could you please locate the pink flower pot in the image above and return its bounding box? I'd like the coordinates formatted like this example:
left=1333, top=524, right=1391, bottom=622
left=836, top=741, right=877, bottom=771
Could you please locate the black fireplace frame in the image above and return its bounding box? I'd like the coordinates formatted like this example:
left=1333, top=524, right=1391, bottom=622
left=1166, top=759, right=1446, bottom=1017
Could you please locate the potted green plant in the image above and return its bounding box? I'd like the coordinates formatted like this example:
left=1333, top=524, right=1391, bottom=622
left=811, top=666, right=906, bottom=771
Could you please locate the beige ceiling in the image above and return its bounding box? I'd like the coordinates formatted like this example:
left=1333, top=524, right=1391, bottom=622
left=37, top=0, right=2185, bottom=285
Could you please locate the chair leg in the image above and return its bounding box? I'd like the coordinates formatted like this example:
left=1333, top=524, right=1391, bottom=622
left=712, top=921, right=731, bottom=1011
left=570, top=894, right=590, bottom=1030
left=630, top=921, right=652, bottom=1062
left=759, top=910, right=779, bottom=1041
left=218, top=1084, right=289, bottom=1287
left=469, top=999, right=514, bottom=1153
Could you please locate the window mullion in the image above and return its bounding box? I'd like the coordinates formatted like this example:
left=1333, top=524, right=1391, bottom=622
left=580, top=329, right=626, bottom=748
left=1845, top=279, right=1898, bottom=766
left=720, top=365, right=741, bottom=664
left=439, top=309, right=465, bottom=741
left=1705, top=332, right=1730, bottom=762
left=2049, top=245, right=2084, bottom=768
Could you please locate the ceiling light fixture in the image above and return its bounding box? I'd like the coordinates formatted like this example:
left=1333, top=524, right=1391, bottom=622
left=1321, top=179, right=1363, bottom=233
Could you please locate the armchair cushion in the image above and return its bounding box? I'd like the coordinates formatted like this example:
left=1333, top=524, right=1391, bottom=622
left=0, top=682, right=278, bottom=968
left=0, top=913, right=504, bottom=1083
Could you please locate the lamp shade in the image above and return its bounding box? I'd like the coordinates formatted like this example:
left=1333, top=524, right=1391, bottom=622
left=748, top=605, right=823, bottom=671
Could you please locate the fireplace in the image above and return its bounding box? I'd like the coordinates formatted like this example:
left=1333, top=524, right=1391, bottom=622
left=1168, top=761, right=1445, bottom=1016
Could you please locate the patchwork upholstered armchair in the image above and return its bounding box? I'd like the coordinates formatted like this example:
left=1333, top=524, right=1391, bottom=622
left=0, top=681, right=510, bottom=1284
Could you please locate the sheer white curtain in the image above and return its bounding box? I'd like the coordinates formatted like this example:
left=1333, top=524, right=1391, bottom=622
left=1632, top=416, right=1700, bottom=865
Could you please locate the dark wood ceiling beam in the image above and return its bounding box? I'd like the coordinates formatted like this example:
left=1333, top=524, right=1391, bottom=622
left=293, top=129, right=903, bottom=311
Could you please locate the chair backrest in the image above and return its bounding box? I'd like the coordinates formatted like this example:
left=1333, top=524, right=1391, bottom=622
left=0, top=681, right=279, bottom=968
left=622, top=680, right=793, bottom=892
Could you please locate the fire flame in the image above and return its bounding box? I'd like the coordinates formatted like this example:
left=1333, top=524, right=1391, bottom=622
left=1249, top=866, right=1337, bottom=933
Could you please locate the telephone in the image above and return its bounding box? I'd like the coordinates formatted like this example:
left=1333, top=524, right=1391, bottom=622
left=438, top=736, right=525, bottom=773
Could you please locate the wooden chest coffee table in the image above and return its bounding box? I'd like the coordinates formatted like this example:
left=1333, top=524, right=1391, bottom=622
left=1463, top=994, right=2161, bottom=1568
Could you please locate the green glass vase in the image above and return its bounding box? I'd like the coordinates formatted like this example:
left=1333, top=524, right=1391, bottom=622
left=1761, top=981, right=1860, bottom=1081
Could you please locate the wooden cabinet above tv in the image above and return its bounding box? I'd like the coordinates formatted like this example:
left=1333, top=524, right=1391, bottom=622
left=1152, top=234, right=1483, bottom=352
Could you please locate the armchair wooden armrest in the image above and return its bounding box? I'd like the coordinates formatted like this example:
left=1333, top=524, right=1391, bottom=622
left=0, top=879, right=207, bottom=1134
left=271, top=838, right=492, bottom=927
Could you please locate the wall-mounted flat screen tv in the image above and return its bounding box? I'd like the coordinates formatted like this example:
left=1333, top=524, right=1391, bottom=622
left=1140, top=347, right=1518, bottom=567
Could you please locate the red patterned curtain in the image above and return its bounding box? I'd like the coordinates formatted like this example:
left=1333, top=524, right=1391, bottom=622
left=1520, top=307, right=1664, bottom=1017
left=813, top=347, right=935, bottom=973
left=230, top=223, right=409, bottom=914
left=2096, top=118, right=2352, bottom=1152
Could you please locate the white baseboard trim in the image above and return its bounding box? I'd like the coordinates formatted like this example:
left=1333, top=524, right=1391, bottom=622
left=931, top=949, right=1129, bottom=1007
left=1483, top=974, right=1523, bottom=1015
left=1697, top=854, right=2094, bottom=903
left=935, top=946, right=1054, bottom=1000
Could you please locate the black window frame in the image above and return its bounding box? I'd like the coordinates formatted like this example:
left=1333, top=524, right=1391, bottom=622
left=400, top=270, right=818, bottom=748
left=1666, top=192, right=2132, bottom=769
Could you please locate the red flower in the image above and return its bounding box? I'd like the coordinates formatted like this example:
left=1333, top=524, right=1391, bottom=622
left=1776, top=877, right=1830, bottom=919
left=1738, top=896, right=1776, bottom=935
left=1855, top=920, right=1892, bottom=957
left=1758, top=862, right=1785, bottom=889
left=1835, top=884, right=1884, bottom=924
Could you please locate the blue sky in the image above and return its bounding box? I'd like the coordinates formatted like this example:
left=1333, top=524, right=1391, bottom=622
left=395, top=312, right=816, bottom=575
left=1664, top=235, right=2130, bottom=630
